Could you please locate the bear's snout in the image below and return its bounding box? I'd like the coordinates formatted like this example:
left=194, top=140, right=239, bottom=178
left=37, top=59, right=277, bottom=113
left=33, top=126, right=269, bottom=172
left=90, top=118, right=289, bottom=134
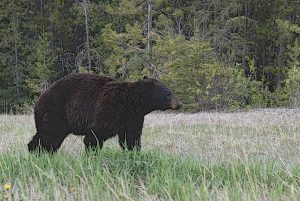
left=170, top=98, right=183, bottom=110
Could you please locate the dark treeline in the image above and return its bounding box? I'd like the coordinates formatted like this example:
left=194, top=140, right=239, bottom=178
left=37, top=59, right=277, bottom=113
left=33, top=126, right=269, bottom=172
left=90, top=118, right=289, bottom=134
left=0, top=0, right=300, bottom=112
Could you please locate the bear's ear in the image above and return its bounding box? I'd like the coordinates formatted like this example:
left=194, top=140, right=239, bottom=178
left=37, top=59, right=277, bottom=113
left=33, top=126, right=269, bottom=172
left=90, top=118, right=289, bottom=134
left=143, top=75, right=149, bottom=79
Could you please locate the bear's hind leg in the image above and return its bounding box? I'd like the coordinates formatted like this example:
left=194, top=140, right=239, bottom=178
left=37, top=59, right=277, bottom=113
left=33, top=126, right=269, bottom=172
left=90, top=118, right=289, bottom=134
left=31, top=111, right=70, bottom=153
left=38, top=118, right=69, bottom=153
left=39, top=130, right=69, bottom=153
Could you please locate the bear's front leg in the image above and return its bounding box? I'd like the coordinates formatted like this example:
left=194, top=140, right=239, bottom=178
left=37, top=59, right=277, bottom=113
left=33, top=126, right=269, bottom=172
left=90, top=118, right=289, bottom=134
left=118, top=117, right=144, bottom=151
left=83, top=133, right=104, bottom=152
left=84, top=122, right=116, bottom=152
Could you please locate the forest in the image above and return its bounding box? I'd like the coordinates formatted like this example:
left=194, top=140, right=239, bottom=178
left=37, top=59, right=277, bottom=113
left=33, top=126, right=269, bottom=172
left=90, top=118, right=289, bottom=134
left=1, top=0, right=300, bottom=112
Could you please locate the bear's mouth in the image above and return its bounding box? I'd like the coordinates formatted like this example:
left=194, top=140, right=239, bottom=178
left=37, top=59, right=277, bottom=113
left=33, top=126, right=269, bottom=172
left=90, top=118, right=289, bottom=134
left=170, top=98, right=183, bottom=110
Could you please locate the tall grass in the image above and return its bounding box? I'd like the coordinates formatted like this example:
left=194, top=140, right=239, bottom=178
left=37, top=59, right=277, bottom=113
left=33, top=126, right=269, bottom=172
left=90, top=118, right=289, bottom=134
left=0, top=150, right=300, bottom=200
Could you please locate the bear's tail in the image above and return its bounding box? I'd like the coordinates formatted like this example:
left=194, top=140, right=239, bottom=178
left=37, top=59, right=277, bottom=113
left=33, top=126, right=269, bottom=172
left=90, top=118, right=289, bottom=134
left=28, top=134, right=40, bottom=152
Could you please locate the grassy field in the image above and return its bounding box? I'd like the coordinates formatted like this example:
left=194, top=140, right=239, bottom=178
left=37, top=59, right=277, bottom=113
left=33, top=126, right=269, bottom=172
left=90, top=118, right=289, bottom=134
left=0, top=109, right=299, bottom=200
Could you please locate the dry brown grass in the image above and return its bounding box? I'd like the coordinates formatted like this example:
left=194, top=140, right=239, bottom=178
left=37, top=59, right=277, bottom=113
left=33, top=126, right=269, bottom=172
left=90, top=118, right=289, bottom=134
left=1, top=109, right=299, bottom=164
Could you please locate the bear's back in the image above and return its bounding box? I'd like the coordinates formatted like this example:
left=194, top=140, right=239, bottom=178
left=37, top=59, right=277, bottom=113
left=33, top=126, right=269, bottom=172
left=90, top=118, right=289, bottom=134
left=35, top=74, right=116, bottom=107
left=34, top=74, right=117, bottom=134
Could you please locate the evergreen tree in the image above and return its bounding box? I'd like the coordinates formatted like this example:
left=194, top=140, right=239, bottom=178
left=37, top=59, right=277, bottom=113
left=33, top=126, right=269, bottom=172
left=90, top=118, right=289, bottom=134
left=26, top=33, right=57, bottom=95
left=1, top=0, right=300, bottom=112
left=0, top=0, right=31, bottom=112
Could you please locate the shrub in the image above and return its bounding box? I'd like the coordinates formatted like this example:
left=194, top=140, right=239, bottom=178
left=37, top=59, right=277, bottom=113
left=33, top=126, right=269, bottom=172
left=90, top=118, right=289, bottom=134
left=282, top=66, right=300, bottom=107
left=155, top=35, right=267, bottom=111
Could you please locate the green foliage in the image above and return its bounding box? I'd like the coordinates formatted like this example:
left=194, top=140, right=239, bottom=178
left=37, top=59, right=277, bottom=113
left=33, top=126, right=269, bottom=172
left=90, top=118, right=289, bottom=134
left=26, top=33, right=57, bottom=95
left=155, top=35, right=214, bottom=110
left=0, top=0, right=33, bottom=113
left=288, top=21, right=300, bottom=67
left=155, top=36, right=271, bottom=111
left=288, top=38, right=300, bottom=68
left=282, top=66, right=300, bottom=107
left=100, top=23, right=147, bottom=78
left=192, top=64, right=272, bottom=111
left=1, top=0, right=300, bottom=112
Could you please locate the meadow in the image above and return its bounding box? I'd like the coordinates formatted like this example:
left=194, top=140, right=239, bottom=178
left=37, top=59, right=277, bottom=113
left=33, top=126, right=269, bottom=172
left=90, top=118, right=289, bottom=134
left=0, top=109, right=299, bottom=200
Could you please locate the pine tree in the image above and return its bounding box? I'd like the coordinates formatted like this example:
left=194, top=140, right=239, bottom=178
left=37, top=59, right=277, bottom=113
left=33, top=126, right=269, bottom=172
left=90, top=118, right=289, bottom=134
left=26, top=33, right=57, bottom=95
left=0, top=0, right=31, bottom=112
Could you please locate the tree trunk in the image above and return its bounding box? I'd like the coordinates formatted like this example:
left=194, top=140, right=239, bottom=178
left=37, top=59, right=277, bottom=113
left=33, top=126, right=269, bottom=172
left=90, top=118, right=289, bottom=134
left=242, top=2, right=248, bottom=70
left=147, top=0, right=153, bottom=75
left=83, top=0, right=92, bottom=72
left=13, top=18, right=20, bottom=99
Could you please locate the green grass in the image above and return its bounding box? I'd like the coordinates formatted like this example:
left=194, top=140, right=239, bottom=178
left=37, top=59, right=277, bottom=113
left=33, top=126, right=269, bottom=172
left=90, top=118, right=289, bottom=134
left=0, top=149, right=300, bottom=201
left=0, top=109, right=300, bottom=200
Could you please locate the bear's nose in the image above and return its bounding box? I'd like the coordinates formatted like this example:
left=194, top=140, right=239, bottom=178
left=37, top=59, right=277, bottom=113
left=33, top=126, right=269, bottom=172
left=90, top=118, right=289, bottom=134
left=170, top=98, right=183, bottom=110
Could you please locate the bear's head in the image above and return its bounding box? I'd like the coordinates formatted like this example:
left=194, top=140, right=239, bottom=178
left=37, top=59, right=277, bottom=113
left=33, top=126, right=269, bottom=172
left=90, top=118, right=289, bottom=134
left=138, top=76, right=183, bottom=111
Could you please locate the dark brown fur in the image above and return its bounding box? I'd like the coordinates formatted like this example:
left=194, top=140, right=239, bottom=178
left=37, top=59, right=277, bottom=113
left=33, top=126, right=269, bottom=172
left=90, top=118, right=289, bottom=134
left=28, top=73, right=182, bottom=152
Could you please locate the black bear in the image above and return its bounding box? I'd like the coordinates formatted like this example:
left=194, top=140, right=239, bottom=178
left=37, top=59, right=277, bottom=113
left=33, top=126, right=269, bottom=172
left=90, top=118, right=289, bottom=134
left=28, top=73, right=182, bottom=153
